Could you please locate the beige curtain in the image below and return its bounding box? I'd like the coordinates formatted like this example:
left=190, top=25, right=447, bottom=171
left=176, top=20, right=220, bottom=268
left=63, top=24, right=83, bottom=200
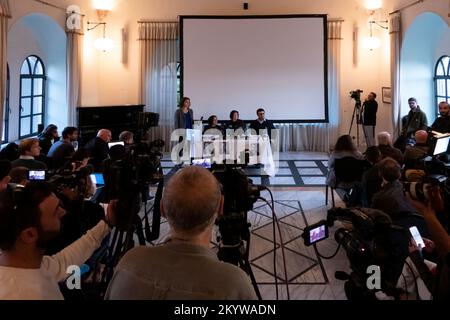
left=66, top=14, right=84, bottom=126
left=390, top=13, right=402, bottom=139
left=0, top=0, right=11, bottom=141
left=139, top=22, right=178, bottom=151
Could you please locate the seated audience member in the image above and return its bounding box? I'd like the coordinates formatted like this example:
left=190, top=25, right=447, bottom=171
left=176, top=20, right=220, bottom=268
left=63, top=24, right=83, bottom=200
left=377, top=131, right=404, bottom=165
left=0, top=160, right=11, bottom=192
left=431, top=101, right=450, bottom=134
left=226, top=110, right=246, bottom=131
left=250, top=108, right=275, bottom=138
left=371, top=157, right=419, bottom=220
left=8, top=167, right=29, bottom=187
left=0, top=182, right=117, bottom=300
left=402, top=186, right=450, bottom=300
left=361, top=146, right=383, bottom=207
left=38, top=124, right=59, bottom=156
left=0, top=143, right=19, bottom=161
left=119, top=131, right=134, bottom=152
left=105, top=166, right=257, bottom=300
left=63, top=148, right=90, bottom=172
left=47, top=127, right=79, bottom=169
left=326, top=134, right=364, bottom=188
left=203, top=115, right=224, bottom=134
left=85, top=129, right=112, bottom=171
left=11, top=138, right=47, bottom=170
left=404, top=130, right=429, bottom=170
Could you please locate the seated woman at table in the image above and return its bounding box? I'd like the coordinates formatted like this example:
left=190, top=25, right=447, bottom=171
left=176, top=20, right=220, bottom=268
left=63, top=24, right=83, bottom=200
left=226, top=110, right=246, bottom=131
left=203, top=115, right=224, bottom=135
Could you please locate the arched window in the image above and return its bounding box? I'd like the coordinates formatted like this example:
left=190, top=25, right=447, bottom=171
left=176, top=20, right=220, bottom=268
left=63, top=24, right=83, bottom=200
left=19, top=55, right=46, bottom=138
left=2, top=64, right=10, bottom=143
left=435, top=55, right=450, bottom=115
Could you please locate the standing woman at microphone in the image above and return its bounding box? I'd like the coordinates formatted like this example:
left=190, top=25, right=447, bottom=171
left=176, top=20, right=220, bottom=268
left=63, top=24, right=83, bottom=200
left=175, top=97, right=194, bottom=130
left=175, top=97, right=194, bottom=159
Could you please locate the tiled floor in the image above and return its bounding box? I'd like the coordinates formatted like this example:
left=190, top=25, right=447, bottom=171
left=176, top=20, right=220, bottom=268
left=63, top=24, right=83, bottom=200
left=149, top=152, right=352, bottom=300
left=161, top=151, right=330, bottom=187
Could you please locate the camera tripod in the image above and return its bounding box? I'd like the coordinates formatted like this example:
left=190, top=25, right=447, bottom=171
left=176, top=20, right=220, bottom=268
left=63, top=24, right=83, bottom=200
left=216, top=213, right=262, bottom=300
left=348, top=100, right=368, bottom=147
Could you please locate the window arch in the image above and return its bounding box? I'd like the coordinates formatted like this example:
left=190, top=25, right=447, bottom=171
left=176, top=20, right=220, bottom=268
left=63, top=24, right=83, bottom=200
left=2, top=64, right=10, bottom=143
left=19, top=55, right=46, bottom=138
left=435, top=55, right=450, bottom=115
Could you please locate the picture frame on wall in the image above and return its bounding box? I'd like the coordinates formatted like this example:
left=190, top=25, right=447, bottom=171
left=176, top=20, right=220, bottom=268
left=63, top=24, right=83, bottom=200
left=382, top=87, right=391, bottom=104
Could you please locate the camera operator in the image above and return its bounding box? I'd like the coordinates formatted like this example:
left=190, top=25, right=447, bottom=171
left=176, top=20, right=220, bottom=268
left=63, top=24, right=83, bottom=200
left=0, top=182, right=117, bottom=300
left=361, top=92, right=378, bottom=147
left=403, top=186, right=450, bottom=299
left=431, top=101, right=450, bottom=134
left=105, top=166, right=257, bottom=300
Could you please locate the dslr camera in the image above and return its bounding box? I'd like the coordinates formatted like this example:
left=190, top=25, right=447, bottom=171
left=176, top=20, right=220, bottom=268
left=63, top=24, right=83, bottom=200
left=403, top=174, right=447, bottom=202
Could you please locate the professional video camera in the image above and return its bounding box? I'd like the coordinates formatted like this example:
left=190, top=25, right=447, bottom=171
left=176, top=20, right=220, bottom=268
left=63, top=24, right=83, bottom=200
left=104, top=141, right=164, bottom=230
left=45, top=165, right=94, bottom=202
left=211, top=163, right=263, bottom=299
left=350, top=89, right=364, bottom=103
left=304, top=207, right=408, bottom=299
left=212, top=164, right=261, bottom=256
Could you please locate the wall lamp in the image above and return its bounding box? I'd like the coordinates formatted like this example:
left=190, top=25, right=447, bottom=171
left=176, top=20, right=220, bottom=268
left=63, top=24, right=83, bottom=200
left=87, top=21, right=114, bottom=52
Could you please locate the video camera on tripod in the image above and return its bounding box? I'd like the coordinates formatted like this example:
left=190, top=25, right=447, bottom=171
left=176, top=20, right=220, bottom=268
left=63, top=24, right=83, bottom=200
left=348, top=89, right=364, bottom=146
left=211, top=163, right=264, bottom=299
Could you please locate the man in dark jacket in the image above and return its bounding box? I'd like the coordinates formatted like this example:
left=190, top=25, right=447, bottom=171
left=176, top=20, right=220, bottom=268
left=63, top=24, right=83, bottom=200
left=431, top=101, right=450, bottom=134
left=362, top=92, right=378, bottom=147
left=402, top=97, right=428, bottom=145
left=85, top=129, right=111, bottom=172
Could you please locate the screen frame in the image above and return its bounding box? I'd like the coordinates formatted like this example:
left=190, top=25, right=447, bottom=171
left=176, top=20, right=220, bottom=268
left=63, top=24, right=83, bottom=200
left=180, top=14, right=329, bottom=124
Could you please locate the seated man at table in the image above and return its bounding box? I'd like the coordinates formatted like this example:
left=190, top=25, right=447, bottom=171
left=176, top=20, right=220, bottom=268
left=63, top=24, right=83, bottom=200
left=249, top=108, right=275, bottom=139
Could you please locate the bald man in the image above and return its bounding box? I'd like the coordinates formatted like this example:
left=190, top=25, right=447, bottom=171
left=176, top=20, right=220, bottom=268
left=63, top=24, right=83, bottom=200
left=431, top=101, right=450, bottom=134
left=84, top=129, right=112, bottom=171
left=105, top=166, right=257, bottom=300
left=404, top=130, right=429, bottom=169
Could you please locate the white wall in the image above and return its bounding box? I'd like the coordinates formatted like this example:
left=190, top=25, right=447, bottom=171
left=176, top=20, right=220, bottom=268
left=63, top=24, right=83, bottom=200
left=6, top=0, right=450, bottom=146
left=7, top=12, right=67, bottom=142
left=400, top=12, right=447, bottom=122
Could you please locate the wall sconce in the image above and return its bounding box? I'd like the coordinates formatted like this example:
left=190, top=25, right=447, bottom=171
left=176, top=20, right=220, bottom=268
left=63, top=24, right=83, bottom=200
left=364, top=0, right=383, bottom=12
left=363, top=19, right=388, bottom=50
left=87, top=22, right=114, bottom=52
left=93, top=0, right=114, bottom=20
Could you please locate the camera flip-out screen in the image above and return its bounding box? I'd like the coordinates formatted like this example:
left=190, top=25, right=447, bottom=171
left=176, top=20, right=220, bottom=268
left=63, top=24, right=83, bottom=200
left=302, top=220, right=329, bottom=246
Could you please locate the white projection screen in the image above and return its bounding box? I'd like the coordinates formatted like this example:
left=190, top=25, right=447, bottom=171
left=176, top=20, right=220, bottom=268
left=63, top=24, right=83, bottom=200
left=181, top=15, right=328, bottom=123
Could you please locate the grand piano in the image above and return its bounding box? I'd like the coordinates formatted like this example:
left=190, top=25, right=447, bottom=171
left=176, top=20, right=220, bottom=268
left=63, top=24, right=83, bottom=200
left=77, top=105, right=145, bottom=146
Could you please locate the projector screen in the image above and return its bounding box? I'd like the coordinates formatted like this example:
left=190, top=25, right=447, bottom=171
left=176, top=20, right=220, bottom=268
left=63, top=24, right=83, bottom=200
left=181, top=15, right=328, bottom=123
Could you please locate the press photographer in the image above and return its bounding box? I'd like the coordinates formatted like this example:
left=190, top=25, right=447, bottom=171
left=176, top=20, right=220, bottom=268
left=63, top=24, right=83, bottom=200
left=0, top=181, right=118, bottom=300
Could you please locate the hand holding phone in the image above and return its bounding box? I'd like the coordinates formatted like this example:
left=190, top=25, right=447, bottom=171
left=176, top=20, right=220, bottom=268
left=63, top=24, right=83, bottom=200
left=409, top=226, right=425, bottom=249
